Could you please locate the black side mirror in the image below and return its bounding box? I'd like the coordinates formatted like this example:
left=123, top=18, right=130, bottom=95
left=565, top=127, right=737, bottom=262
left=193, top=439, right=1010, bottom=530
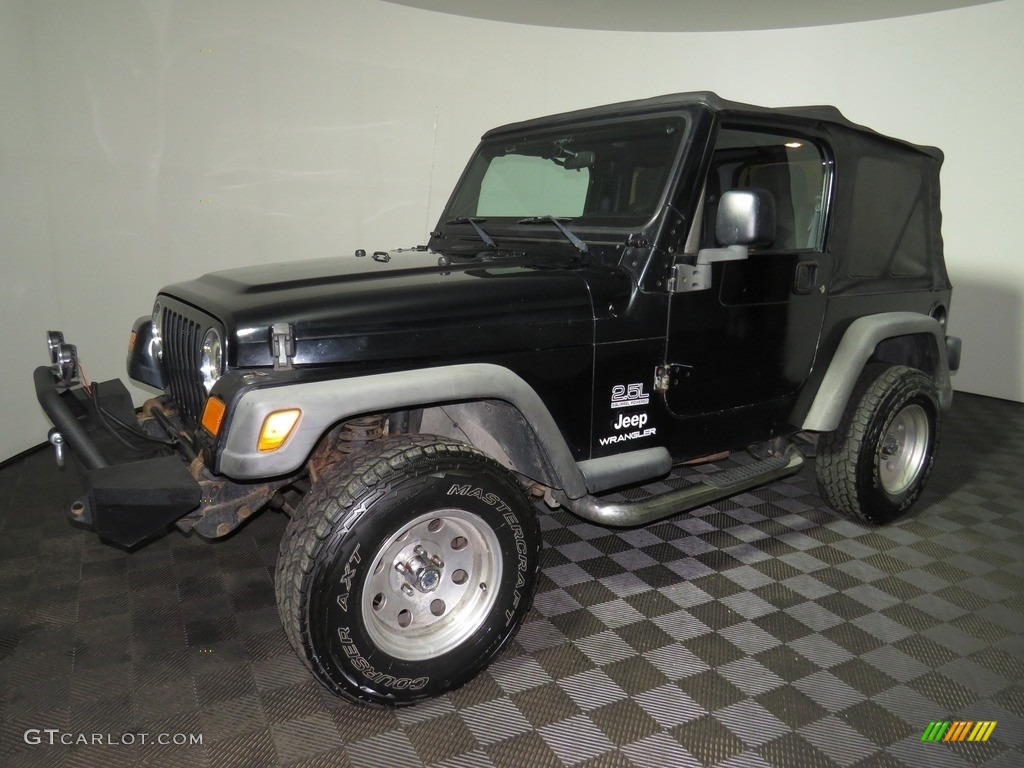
left=717, top=188, right=776, bottom=247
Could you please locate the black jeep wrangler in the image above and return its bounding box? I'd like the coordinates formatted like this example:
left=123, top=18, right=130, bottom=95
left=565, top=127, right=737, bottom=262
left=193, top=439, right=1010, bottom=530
left=34, top=92, right=961, bottom=706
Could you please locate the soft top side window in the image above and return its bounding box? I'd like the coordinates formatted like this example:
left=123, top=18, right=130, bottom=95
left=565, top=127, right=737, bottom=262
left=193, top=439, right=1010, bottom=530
left=700, top=127, right=830, bottom=252
left=847, top=155, right=929, bottom=278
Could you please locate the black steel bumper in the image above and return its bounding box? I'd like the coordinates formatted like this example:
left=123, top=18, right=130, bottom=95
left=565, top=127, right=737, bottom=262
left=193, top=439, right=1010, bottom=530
left=33, top=365, right=201, bottom=548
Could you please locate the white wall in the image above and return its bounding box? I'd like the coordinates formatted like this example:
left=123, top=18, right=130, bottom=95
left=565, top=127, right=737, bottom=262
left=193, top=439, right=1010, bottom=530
left=2, top=0, right=1022, bottom=461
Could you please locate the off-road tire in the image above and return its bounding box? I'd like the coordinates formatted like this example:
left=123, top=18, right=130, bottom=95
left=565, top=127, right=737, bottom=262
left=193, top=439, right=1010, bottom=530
left=275, top=434, right=541, bottom=706
left=816, top=363, right=940, bottom=524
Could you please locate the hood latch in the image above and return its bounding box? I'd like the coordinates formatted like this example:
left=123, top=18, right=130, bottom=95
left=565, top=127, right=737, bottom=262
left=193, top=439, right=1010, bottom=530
left=271, top=323, right=295, bottom=370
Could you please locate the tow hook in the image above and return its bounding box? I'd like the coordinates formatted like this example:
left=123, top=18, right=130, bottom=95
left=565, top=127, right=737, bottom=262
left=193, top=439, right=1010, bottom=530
left=48, top=428, right=65, bottom=468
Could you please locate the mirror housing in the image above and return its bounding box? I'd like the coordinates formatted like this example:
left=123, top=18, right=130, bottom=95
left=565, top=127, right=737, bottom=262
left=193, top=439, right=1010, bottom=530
left=563, top=150, right=596, bottom=170
left=671, top=188, right=777, bottom=294
left=716, top=188, right=776, bottom=247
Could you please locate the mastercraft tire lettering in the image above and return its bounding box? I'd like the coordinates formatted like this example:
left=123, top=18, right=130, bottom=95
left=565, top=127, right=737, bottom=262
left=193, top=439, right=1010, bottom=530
left=275, top=435, right=541, bottom=706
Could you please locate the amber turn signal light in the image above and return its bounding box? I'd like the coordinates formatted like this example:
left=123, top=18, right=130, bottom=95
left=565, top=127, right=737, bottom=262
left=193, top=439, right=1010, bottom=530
left=258, top=409, right=301, bottom=452
left=201, top=396, right=227, bottom=436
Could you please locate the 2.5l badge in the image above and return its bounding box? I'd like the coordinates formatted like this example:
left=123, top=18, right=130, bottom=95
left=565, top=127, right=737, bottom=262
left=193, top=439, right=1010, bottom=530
left=611, top=383, right=650, bottom=409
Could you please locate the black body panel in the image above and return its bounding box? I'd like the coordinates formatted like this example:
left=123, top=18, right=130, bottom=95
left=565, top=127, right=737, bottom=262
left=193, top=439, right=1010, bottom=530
left=162, top=252, right=600, bottom=370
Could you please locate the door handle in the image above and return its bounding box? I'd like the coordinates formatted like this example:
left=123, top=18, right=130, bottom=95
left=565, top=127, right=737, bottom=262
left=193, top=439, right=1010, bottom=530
left=794, top=261, right=818, bottom=294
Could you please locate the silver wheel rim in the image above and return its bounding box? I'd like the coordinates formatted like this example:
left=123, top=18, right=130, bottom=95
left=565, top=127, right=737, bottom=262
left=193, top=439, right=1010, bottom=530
left=362, top=509, right=502, bottom=661
left=878, top=403, right=930, bottom=495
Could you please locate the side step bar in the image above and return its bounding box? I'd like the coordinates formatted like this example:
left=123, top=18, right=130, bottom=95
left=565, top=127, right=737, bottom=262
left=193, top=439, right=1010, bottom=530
left=556, top=449, right=805, bottom=528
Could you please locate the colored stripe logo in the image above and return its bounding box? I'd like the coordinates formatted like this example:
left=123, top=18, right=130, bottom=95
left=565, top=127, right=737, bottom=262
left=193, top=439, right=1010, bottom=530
left=921, top=721, right=997, bottom=742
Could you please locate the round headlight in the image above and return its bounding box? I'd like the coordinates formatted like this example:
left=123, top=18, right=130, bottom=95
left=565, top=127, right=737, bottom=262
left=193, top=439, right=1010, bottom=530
left=152, top=300, right=163, bottom=360
left=200, top=328, right=223, bottom=393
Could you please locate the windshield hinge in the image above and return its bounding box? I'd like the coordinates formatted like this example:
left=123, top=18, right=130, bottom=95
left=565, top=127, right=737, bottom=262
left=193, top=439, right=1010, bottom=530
left=271, top=322, right=295, bottom=370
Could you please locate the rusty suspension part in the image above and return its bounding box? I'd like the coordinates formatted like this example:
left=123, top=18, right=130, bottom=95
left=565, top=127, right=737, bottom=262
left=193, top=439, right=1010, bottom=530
left=176, top=456, right=296, bottom=538
left=308, top=413, right=388, bottom=483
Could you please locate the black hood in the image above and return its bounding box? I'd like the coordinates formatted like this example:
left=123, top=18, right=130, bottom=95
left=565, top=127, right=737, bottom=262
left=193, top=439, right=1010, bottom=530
left=161, top=249, right=612, bottom=369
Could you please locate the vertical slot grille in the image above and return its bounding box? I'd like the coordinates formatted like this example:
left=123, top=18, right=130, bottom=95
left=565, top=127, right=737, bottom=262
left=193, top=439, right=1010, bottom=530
left=162, top=307, right=206, bottom=423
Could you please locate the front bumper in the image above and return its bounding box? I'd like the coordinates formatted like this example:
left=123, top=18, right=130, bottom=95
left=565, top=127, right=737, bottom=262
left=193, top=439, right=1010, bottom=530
left=33, top=364, right=201, bottom=548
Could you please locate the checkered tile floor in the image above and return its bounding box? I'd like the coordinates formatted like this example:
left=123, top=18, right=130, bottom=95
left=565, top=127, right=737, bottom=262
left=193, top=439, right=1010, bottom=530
left=1, top=392, right=1022, bottom=767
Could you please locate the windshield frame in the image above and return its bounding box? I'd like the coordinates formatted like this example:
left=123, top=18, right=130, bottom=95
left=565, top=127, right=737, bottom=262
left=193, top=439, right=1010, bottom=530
left=432, top=111, right=692, bottom=252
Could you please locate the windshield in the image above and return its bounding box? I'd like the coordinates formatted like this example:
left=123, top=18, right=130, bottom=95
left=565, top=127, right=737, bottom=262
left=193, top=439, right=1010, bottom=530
left=444, top=116, right=687, bottom=230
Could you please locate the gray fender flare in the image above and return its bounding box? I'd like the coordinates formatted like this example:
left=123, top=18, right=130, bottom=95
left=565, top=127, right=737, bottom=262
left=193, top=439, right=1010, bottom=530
left=217, top=363, right=588, bottom=498
left=802, top=312, right=953, bottom=433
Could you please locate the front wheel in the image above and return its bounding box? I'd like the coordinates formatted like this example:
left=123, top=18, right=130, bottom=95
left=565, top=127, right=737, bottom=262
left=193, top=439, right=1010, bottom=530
left=275, top=435, right=541, bottom=706
left=816, top=364, right=940, bottom=524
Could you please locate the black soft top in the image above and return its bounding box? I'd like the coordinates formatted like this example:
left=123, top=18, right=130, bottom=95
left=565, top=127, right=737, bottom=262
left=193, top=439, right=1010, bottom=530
left=484, top=90, right=948, bottom=295
left=483, top=91, right=943, bottom=162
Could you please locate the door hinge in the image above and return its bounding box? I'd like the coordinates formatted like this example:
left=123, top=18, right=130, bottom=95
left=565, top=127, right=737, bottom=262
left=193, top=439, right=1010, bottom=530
left=655, top=364, right=691, bottom=393
left=271, top=322, right=295, bottom=370
left=654, top=366, right=671, bottom=393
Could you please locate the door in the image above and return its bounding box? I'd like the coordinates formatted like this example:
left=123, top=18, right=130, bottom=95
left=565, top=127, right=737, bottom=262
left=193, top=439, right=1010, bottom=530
left=665, top=125, right=833, bottom=418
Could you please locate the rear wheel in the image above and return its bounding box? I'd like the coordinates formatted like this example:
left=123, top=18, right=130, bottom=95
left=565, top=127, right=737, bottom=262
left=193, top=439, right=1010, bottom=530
left=275, top=435, right=541, bottom=706
left=816, top=364, right=940, bottom=524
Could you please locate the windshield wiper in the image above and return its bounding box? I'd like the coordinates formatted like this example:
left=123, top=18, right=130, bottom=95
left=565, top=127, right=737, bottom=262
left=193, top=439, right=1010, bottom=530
left=444, top=217, right=496, bottom=248
left=517, top=216, right=589, bottom=255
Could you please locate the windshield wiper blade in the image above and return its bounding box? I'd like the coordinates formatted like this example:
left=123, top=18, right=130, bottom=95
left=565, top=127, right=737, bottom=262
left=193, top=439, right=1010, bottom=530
left=444, top=217, right=496, bottom=248
left=517, top=216, right=589, bottom=255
